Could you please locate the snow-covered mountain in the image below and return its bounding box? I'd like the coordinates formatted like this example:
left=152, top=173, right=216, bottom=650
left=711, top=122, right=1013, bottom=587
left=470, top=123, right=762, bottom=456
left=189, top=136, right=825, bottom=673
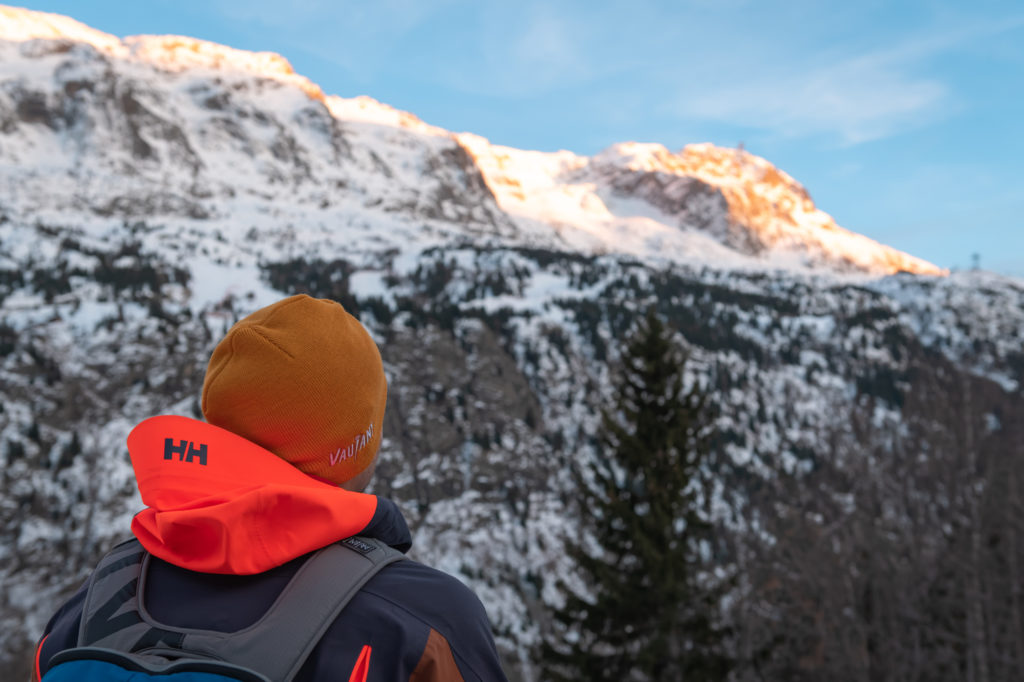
left=1, top=6, right=1021, bottom=681
left=0, top=5, right=942, bottom=278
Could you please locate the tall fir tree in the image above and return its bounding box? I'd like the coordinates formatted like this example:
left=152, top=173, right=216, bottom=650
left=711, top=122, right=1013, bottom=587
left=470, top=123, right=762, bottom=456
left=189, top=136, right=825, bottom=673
left=543, top=308, right=731, bottom=681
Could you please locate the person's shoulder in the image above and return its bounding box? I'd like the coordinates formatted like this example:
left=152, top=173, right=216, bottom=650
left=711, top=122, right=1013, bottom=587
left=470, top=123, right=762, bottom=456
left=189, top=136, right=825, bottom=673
left=365, top=558, right=490, bottom=626
left=360, top=559, right=506, bottom=681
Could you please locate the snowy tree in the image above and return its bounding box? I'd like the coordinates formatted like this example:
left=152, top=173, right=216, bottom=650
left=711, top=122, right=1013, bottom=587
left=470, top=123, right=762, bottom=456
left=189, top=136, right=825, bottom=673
left=543, top=308, right=731, bottom=681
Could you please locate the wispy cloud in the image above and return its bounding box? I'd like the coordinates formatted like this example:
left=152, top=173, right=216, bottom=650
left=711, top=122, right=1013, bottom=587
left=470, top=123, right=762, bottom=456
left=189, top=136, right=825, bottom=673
left=678, top=53, right=948, bottom=146
left=507, top=9, right=591, bottom=91
left=203, top=0, right=459, bottom=82
left=424, top=4, right=596, bottom=98
left=670, top=16, right=1024, bottom=145
left=194, top=0, right=1024, bottom=148
left=201, top=1, right=612, bottom=98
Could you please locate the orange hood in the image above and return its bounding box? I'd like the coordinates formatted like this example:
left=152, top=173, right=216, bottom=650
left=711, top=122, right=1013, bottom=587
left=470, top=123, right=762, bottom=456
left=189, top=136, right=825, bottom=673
left=127, top=415, right=379, bottom=575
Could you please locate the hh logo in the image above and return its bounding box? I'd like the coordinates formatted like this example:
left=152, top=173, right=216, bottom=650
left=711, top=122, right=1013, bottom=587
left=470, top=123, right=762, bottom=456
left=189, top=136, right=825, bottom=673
left=163, top=438, right=208, bottom=466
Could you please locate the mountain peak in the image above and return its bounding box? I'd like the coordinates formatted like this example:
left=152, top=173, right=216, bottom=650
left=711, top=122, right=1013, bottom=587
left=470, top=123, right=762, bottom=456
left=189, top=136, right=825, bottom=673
left=326, top=95, right=445, bottom=136
left=0, top=5, right=120, bottom=50
left=593, top=141, right=675, bottom=169
left=584, top=141, right=946, bottom=276
left=0, top=5, right=324, bottom=101
left=596, top=141, right=812, bottom=201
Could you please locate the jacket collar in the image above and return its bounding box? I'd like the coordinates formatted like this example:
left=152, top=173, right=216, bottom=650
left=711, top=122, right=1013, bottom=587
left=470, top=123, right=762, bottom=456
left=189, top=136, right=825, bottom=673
left=128, top=415, right=409, bottom=575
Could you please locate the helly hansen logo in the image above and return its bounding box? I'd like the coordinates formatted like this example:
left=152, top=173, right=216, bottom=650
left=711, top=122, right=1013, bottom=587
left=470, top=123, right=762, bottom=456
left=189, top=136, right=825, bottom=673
left=328, top=423, right=374, bottom=466
left=163, top=438, right=208, bottom=466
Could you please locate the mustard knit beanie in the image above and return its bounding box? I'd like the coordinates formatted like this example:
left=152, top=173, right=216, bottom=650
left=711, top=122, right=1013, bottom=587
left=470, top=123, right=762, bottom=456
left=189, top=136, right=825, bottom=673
left=201, top=295, right=387, bottom=485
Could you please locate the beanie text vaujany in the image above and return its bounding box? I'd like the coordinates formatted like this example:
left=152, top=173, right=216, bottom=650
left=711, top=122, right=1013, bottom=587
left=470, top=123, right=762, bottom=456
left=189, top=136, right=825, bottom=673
left=329, top=422, right=374, bottom=467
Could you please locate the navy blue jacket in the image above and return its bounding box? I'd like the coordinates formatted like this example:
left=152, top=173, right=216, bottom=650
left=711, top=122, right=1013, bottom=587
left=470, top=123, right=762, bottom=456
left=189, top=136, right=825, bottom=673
left=35, top=497, right=508, bottom=681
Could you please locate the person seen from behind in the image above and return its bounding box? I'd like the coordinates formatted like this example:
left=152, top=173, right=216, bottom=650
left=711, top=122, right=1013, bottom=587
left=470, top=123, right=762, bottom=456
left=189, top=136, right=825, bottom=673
left=32, top=294, right=508, bottom=681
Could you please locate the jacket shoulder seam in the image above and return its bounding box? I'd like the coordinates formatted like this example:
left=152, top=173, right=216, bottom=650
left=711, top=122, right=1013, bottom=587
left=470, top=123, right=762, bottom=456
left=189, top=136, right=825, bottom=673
left=356, top=587, right=487, bottom=681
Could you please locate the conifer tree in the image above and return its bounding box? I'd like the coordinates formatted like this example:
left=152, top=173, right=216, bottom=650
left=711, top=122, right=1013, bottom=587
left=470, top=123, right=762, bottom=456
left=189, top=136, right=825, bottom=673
left=543, top=308, right=731, bottom=681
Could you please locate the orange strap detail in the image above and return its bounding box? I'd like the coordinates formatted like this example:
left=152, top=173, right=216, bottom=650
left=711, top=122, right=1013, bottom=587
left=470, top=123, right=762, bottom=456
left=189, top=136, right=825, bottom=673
left=348, top=644, right=372, bottom=682
left=33, top=634, right=48, bottom=682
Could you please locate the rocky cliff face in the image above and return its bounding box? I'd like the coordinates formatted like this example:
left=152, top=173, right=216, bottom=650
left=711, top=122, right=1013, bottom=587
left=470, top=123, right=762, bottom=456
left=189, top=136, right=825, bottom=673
left=0, top=6, right=1020, bottom=681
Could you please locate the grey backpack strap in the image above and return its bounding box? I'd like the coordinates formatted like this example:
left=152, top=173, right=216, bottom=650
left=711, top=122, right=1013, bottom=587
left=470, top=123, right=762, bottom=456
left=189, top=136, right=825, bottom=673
left=177, top=536, right=405, bottom=681
left=77, top=538, right=152, bottom=649
left=77, top=536, right=405, bottom=682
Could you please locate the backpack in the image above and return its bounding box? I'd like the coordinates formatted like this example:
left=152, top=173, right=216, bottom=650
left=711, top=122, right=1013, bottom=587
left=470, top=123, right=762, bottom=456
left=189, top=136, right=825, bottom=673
left=42, top=536, right=405, bottom=682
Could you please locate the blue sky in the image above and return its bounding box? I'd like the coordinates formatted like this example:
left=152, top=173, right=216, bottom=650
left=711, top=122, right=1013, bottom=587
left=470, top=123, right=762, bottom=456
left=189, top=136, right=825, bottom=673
left=20, top=0, right=1024, bottom=276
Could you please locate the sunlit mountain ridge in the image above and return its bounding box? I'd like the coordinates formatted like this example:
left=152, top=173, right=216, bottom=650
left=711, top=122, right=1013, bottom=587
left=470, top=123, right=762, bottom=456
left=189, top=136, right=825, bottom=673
left=0, top=4, right=943, bottom=276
